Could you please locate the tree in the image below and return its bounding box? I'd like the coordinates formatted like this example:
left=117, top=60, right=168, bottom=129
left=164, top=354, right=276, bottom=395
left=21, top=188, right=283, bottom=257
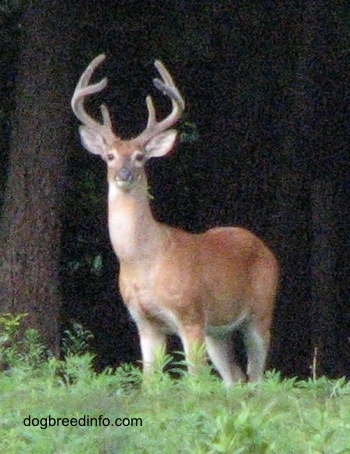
left=0, top=1, right=77, bottom=354
left=271, top=1, right=349, bottom=377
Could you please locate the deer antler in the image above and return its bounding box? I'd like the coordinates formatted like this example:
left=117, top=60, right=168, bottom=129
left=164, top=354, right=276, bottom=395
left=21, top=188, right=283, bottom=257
left=135, top=60, right=185, bottom=145
left=71, top=54, right=117, bottom=145
left=72, top=55, right=184, bottom=146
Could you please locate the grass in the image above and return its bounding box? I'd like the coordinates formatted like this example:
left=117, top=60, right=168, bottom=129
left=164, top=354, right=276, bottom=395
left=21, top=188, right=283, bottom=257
left=1, top=355, right=350, bottom=454
left=0, top=317, right=349, bottom=453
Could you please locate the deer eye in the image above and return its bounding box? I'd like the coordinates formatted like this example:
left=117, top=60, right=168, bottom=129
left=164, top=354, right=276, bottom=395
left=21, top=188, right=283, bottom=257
left=133, top=151, right=145, bottom=166
left=107, top=154, right=115, bottom=161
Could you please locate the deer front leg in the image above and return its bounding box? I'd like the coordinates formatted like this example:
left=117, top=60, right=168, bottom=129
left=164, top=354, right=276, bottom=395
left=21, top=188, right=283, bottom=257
left=138, top=322, right=166, bottom=375
left=179, top=324, right=207, bottom=375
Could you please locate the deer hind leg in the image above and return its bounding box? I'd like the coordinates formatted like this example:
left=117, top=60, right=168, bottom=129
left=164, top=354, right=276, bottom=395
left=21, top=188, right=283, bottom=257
left=243, top=321, right=270, bottom=382
left=138, top=322, right=167, bottom=375
left=205, top=334, right=246, bottom=385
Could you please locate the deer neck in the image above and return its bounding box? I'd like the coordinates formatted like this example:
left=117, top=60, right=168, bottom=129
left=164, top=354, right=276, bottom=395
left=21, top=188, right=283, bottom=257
left=107, top=181, right=166, bottom=264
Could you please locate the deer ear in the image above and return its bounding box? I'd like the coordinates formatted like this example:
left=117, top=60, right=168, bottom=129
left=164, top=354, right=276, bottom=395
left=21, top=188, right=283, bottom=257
left=144, top=130, right=177, bottom=158
left=79, top=126, right=108, bottom=157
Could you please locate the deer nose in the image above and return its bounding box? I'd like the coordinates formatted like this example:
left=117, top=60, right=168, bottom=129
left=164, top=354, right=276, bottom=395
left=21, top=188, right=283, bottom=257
left=117, top=166, right=134, bottom=183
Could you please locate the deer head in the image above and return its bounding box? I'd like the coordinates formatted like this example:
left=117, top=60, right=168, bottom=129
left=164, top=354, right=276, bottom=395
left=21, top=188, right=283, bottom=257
left=71, top=54, right=185, bottom=191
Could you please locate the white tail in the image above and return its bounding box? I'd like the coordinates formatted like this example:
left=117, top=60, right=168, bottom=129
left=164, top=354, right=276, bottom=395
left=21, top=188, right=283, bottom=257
left=71, top=54, right=279, bottom=384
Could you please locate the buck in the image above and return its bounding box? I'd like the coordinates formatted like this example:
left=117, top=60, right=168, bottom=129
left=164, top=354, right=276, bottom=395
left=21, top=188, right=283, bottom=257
left=71, top=54, right=279, bottom=384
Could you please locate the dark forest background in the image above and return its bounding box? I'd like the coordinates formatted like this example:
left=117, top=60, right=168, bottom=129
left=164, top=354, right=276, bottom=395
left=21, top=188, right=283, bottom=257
left=0, top=0, right=349, bottom=379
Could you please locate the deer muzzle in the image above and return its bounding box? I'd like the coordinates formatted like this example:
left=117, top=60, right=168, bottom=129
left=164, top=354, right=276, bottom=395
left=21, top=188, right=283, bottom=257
left=116, top=166, right=138, bottom=189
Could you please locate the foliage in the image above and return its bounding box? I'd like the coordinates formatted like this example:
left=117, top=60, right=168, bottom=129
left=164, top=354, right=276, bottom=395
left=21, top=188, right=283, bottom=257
left=1, top=345, right=350, bottom=454
left=61, top=322, right=94, bottom=357
left=0, top=313, right=46, bottom=369
left=0, top=314, right=94, bottom=380
left=60, top=322, right=95, bottom=385
left=0, top=0, right=26, bottom=16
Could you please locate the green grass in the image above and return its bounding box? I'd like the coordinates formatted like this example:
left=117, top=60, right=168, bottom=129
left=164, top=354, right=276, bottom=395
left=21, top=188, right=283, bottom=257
left=1, top=354, right=350, bottom=454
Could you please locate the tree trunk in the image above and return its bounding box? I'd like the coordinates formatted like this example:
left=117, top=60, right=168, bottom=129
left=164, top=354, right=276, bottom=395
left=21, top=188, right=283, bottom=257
left=0, top=1, right=76, bottom=354
left=271, top=1, right=348, bottom=377
left=269, top=172, right=312, bottom=378
left=310, top=180, right=340, bottom=376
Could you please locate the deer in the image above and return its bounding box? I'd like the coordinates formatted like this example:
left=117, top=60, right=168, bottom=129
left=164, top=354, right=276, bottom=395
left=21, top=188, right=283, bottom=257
left=71, top=54, right=279, bottom=385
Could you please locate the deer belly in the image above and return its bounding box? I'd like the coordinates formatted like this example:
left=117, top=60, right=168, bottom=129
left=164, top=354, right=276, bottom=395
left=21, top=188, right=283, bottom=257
left=205, top=312, right=248, bottom=338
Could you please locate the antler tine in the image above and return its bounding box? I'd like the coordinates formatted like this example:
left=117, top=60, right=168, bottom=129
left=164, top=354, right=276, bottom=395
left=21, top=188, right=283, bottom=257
left=153, top=60, right=185, bottom=111
left=100, top=104, right=112, bottom=129
left=135, top=60, right=185, bottom=145
left=145, top=96, right=156, bottom=128
left=71, top=54, right=117, bottom=144
left=154, top=60, right=174, bottom=86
